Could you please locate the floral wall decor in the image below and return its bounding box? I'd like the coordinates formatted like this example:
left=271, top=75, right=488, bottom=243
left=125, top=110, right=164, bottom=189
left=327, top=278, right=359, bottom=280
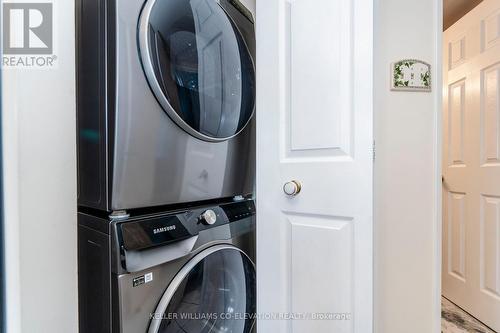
left=391, top=59, right=431, bottom=92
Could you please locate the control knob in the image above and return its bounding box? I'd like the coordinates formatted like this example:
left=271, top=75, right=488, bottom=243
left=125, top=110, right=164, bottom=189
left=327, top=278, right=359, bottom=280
left=200, top=209, right=217, bottom=225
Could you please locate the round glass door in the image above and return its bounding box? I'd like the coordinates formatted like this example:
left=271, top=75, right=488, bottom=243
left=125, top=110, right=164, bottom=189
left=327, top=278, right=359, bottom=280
left=149, top=245, right=256, bottom=333
left=138, top=0, right=256, bottom=142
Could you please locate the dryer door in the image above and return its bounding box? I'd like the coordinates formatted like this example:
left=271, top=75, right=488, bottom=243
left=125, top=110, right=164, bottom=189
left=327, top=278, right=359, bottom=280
left=138, top=0, right=255, bottom=142
left=148, top=245, right=256, bottom=333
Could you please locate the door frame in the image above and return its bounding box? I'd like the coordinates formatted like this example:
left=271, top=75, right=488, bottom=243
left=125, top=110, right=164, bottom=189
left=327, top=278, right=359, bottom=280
left=395, top=1, right=443, bottom=331
left=434, top=0, right=443, bottom=331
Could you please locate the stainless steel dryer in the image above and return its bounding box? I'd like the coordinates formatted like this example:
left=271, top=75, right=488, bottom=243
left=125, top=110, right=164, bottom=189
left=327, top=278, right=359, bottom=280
left=76, top=0, right=256, bottom=212
left=78, top=199, right=256, bottom=333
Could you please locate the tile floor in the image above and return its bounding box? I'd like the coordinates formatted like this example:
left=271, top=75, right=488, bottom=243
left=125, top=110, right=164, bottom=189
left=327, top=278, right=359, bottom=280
left=442, top=297, right=496, bottom=333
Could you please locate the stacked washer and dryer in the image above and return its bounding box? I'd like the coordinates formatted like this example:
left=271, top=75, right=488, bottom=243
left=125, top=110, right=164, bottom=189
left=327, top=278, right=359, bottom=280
left=76, top=0, right=256, bottom=332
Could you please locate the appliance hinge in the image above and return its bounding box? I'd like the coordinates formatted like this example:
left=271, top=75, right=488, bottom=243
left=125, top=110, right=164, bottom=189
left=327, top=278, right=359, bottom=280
left=109, top=210, right=130, bottom=221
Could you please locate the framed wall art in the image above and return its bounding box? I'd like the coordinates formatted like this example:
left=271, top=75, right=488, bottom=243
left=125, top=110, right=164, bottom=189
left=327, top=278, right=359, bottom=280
left=391, top=59, right=431, bottom=92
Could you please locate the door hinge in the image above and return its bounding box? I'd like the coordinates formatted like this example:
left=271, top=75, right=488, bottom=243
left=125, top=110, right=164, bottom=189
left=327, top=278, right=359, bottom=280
left=372, top=140, right=376, bottom=162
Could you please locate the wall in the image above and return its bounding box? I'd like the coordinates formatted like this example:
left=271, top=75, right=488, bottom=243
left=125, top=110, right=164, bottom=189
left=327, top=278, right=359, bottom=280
left=2, top=0, right=78, bottom=332
left=374, top=0, right=442, bottom=332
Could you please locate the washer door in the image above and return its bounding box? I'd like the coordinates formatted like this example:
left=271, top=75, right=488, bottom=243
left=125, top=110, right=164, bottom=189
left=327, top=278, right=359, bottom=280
left=149, top=245, right=256, bottom=333
left=138, top=0, right=255, bottom=142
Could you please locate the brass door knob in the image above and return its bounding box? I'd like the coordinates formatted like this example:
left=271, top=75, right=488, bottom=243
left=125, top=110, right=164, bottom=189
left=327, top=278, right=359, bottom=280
left=283, top=180, right=302, bottom=196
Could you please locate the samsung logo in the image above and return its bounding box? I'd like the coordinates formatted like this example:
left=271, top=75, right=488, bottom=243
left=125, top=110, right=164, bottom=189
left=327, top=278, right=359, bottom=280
left=153, top=225, right=176, bottom=234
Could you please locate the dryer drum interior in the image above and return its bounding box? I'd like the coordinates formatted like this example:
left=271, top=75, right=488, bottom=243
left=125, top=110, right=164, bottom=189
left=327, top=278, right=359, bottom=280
left=139, top=0, right=256, bottom=142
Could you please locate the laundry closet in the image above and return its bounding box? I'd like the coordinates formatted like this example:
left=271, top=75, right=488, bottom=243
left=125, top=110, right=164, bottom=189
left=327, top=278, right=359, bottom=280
left=76, top=0, right=257, bottom=332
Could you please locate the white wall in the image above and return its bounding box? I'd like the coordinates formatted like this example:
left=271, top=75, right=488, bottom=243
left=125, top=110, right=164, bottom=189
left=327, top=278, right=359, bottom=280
left=2, top=1, right=78, bottom=332
left=374, top=0, right=442, bottom=332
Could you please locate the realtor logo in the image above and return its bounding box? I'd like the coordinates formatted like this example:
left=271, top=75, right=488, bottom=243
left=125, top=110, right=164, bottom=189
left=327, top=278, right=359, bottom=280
left=3, top=3, right=53, bottom=54
left=2, top=2, right=56, bottom=68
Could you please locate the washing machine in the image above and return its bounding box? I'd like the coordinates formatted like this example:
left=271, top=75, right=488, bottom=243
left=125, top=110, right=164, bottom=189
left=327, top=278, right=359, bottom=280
left=76, top=0, right=256, bottom=212
left=78, top=199, right=256, bottom=333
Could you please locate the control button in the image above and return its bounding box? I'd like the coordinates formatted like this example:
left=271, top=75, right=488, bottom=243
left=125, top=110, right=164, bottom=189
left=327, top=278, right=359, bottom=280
left=200, top=209, right=217, bottom=225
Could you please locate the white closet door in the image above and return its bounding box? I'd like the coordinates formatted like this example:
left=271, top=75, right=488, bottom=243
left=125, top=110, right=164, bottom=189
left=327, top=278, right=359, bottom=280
left=256, top=0, right=374, bottom=332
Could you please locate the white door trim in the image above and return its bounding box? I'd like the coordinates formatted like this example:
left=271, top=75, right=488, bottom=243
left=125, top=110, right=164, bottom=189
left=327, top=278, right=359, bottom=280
left=435, top=1, right=443, bottom=333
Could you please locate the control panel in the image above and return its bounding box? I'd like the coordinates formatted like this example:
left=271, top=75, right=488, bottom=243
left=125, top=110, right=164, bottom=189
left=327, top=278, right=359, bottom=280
left=118, top=199, right=255, bottom=251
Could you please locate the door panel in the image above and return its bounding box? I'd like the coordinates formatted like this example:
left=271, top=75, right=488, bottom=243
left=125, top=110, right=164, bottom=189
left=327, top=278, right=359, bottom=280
left=482, top=9, right=500, bottom=51
left=448, top=80, right=466, bottom=166
left=256, top=0, right=373, bottom=332
left=448, top=191, right=466, bottom=281
left=288, top=214, right=353, bottom=333
left=443, top=0, right=500, bottom=330
left=480, top=195, right=500, bottom=298
left=288, top=0, right=351, bottom=153
left=482, top=64, right=500, bottom=164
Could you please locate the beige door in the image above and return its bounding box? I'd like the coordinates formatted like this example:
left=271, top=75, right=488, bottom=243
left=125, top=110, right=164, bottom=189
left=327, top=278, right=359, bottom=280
left=443, top=0, right=500, bottom=330
left=255, top=0, right=374, bottom=332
